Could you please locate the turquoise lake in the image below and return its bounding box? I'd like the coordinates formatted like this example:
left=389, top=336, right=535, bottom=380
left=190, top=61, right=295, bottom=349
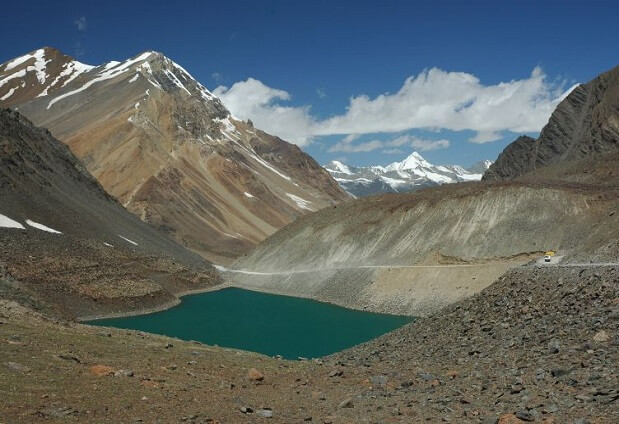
left=89, top=287, right=413, bottom=359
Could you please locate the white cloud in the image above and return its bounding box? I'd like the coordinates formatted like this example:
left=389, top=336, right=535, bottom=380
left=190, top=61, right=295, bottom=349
left=329, top=134, right=450, bottom=153
left=74, top=16, right=87, bottom=32
left=401, top=135, right=450, bottom=151
left=214, top=78, right=316, bottom=145
left=316, top=88, right=327, bottom=99
left=214, top=68, right=572, bottom=147
left=329, top=139, right=385, bottom=153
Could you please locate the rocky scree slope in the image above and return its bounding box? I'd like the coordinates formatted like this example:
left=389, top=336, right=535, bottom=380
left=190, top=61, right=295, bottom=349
left=325, top=152, right=491, bottom=197
left=229, top=180, right=619, bottom=315
left=331, top=265, right=618, bottom=423
left=0, top=47, right=348, bottom=262
left=0, top=266, right=615, bottom=423
left=483, top=65, right=619, bottom=181
left=0, top=109, right=218, bottom=319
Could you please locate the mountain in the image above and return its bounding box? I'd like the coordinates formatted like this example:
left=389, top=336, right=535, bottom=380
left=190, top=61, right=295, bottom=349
left=324, top=152, right=490, bottom=196
left=483, top=65, right=619, bottom=181
left=0, top=47, right=348, bottom=262
left=227, top=178, right=618, bottom=316
left=466, top=159, right=493, bottom=174
left=0, top=108, right=217, bottom=318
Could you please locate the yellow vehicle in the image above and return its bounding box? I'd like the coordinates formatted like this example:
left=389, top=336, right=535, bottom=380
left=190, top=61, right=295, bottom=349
left=545, top=250, right=556, bottom=257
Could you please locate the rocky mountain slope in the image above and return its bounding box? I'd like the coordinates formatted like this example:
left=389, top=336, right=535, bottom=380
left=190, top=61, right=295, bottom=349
left=325, top=152, right=491, bottom=196
left=483, top=65, right=619, bottom=181
left=226, top=66, right=619, bottom=315
left=227, top=179, right=619, bottom=315
left=0, top=48, right=348, bottom=262
left=0, top=109, right=218, bottom=319
left=1, top=264, right=615, bottom=423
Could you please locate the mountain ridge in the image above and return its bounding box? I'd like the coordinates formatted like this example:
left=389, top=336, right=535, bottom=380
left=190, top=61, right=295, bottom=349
left=0, top=47, right=349, bottom=262
left=324, top=151, right=491, bottom=196
left=0, top=108, right=218, bottom=318
left=483, top=65, right=619, bottom=180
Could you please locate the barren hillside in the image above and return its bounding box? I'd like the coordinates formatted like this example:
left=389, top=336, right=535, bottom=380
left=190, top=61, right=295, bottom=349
left=0, top=48, right=348, bottom=262
left=483, top=65, right=619, bottom=181
left=0, top=109, right=218, bottom=319
left=229, top=179, right=619, bottom=315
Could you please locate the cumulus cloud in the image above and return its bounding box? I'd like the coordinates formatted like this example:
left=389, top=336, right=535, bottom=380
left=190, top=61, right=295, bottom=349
left=74, top=16, right=87, bottom=32
left=214, top=68, right=572, bottom=147
left=214, top=78, right=316, bottom=145
left=329, top=134, right=450, bottom=153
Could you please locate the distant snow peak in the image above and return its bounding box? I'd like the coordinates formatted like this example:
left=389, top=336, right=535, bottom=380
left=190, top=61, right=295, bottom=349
left=329, top=160, right=352, bottom=175
left=325, top=152, right=492, bottom=197
left=385, top=151, right=432, bottom=172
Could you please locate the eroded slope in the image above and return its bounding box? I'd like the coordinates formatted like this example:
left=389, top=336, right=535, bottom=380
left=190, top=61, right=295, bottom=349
left=0, top=109, right=218, bottom=319
left=0, top=48, right=348, bottom=262
left=229, top=180, right=619, bottom=315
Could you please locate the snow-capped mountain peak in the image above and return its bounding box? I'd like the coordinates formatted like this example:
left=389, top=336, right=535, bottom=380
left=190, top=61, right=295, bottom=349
left=324, top=152, right=493, bottom=197
left=386, top=151, right=433, bottom=171
left=1, top=46, right=348, bottom=260
left=326, top=160, right=353, bottom=175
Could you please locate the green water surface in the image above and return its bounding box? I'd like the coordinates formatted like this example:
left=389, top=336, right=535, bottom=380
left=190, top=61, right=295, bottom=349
left=89, top=287, right=413, bottom=359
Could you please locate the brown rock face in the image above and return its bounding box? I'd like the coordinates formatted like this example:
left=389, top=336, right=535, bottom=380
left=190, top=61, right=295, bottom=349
left=0, top=48, right=349, bottom=262
left=483, top=65, right=619, bottom=181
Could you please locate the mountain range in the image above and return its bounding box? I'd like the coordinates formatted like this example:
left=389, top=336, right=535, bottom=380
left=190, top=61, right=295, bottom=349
left=0, top=47, right=348, bottom=262
left=324, top=152, right=492, bottom=196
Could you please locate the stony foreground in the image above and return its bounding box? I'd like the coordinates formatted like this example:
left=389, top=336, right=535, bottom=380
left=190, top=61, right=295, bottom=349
left=0, top=265, right=616, bottom=423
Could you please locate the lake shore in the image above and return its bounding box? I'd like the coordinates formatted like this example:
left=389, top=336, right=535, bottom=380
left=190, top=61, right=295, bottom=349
left=77, top=281, right=234, bottom=322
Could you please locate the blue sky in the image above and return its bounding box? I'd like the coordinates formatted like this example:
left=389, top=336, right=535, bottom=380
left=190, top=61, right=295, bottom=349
left=2, top=0, right=618, bottom=167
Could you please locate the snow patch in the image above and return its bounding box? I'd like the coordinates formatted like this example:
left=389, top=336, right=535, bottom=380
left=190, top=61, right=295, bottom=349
left=103, top=242, right=113, bottom=247
left=25, top=219, right=62, bottom=234
left=214, top=116, right=237, bottom=134
left=243, top=192, right=254, bottom=198
left=4, top=53, right=34, bottom=71
left=286, top=193, right=314, bottom=211
left=28, top=49, right=50, bottom=84
left=0, top=87, right=16, bottom=101
left=118, top=235, right=138, bottom=246
left=379, top=176, right=408, bottom=186
left=0, top=69, right=27, bottom=89
left=128, top=73, right=139, bottom=83
left=3, top=49, right=49, bottom=84
left=164, top=69, right=191, bottom=95
left=47, top=53, right=152, bottom=109
left=0, top=214, right=25, bottom=229
left=38, top=60, right=94, bottom=97
left=458, top=173, right=482, bottom=181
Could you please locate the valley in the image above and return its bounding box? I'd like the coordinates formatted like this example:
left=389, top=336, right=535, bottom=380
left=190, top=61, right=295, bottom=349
left=0, top=12, right=617, bottom=423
